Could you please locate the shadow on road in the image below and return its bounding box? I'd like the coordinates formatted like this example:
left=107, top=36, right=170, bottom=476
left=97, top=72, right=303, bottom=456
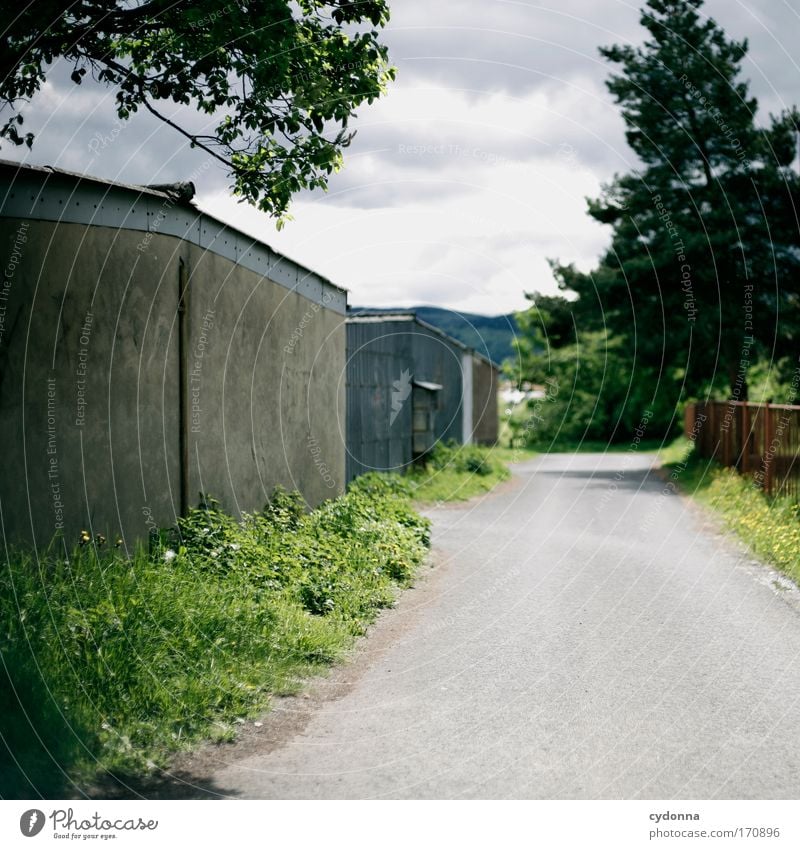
left=80, top=767, right=243, bottom=800
left=536, top=466, right=661, bottom=490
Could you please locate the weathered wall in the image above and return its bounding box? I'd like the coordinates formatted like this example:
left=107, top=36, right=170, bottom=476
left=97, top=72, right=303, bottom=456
left=410, top=324, right=465, bottom=445
left=471, top=357, right=499, bottom=444
left=345, top=317, right=466, bottom=481
left=183, top=244, right=345, bottom=515
left=0, top=219, right=181, bottom=550
left=461, top=353, right=474, bottom=445
left=346, top=319, right=413, bottom=481
left=0, top=215, right=345, bottom=551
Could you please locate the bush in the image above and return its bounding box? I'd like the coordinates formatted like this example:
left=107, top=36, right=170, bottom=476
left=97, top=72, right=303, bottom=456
left=347, top=471, right=412, bottom=499
left=426, top=440, right=505, bottom=477
left=508, top=330, right=679, bottom=447
left=401, top=440, right=511, bottom=503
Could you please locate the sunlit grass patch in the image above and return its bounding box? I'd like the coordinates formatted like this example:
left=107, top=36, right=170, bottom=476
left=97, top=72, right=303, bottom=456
left=660, top=437, right=800, bottom=585
left=407, top=441, right=512, bottom=503
left=0, top=478, right=430, bottom=796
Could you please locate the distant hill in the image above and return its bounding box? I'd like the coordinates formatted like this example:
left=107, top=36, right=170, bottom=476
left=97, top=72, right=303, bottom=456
left=350, top=306, right=520, bottom=366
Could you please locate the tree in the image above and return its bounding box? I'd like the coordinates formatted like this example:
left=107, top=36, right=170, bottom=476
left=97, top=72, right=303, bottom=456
left=509, top=293, right=676, bottom=446
left=551, top=0, right=800, bottom=411
left=0, top=0, right=395, bottom=223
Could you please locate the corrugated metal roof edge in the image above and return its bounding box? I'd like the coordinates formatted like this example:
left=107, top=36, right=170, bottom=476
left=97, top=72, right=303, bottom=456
left=0, top=158, right=348, bottom=298
left=346, top=311, right=501, bottom=371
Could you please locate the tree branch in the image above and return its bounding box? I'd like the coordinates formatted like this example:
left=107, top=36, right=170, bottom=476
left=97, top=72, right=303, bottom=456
left=142, top=98, right=231, bottom=168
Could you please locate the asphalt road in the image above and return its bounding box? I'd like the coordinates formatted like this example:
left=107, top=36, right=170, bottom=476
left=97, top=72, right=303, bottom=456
left=205, top=452, right=800, bottom=799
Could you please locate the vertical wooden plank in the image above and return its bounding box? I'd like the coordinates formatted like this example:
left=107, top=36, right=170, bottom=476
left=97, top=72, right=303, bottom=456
left=722, top=405, right=731, bottom=467
left=710, top=402, right=717, bottom=460
left=764, top=402, right=774, bottom=496
left=684, top=402, right=695, bottom=439
left=741, top=403, right=749, bottom=476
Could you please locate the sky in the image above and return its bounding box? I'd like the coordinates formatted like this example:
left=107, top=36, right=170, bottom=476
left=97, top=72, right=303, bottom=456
left=5, top=0, right=800, bottom=315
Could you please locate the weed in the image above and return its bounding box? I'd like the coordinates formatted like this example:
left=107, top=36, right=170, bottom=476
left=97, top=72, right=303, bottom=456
left=0, top=482, right=430, bottom=796
left=406, top=441, right=511, bottom=503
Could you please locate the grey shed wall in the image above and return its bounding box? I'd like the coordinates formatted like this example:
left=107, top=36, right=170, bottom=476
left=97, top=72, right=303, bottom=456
left=410, top=324, right=466, bottom=444
left=0, top=164, right=346, bottom=551
left=346, top=319, right=412, bottom=481
left=471, top=356, right=500, bottom=444
left=346, top=318, right=465, bottom=481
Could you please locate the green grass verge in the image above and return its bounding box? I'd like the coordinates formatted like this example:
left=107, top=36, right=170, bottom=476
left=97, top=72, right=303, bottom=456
left=488, top=445, right=540, bottom=465
left=660, top=437, right=800, bottom=585
left=407, top=441, right=513, bottom=503
left=0, top=477, right=430, bottom=797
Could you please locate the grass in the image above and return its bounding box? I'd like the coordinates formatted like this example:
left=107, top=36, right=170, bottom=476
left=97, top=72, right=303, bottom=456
left=407, top=441, right=513, bottom=503
left=656, top=436, right=696, bottom=466
left=0, top=477, right=430, bottom=797
left=659, top=437, right=800, bottom=585
left=488, top=444, right=540, bottom=465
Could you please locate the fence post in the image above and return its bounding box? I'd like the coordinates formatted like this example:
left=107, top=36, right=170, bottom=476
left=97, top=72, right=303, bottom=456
left=722, top=404, right=731, bottom=467
left=741, top=403, right=749, bottom=476
left=764, top=402, right=773, bottom=496
left=734, top=403, right=741, bottom=470
left=707, top=402, right=714, bottom=459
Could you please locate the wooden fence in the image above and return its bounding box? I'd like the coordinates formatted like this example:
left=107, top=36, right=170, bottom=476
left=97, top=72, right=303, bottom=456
left=686, top=401, right=800, bottom=499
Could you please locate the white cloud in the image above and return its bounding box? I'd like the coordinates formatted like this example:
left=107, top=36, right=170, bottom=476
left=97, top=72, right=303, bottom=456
left=199, top=86, right=614, bottom=315
left=5, top=0, right=800, bottom=314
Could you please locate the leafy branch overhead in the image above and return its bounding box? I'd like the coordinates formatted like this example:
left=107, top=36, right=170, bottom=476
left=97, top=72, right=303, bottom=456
left=0, top=0, right=395, bottom=222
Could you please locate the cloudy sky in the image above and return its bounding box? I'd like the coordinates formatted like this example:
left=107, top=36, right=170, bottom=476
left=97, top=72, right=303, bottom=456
left=6, top=0, right=800, bottom=314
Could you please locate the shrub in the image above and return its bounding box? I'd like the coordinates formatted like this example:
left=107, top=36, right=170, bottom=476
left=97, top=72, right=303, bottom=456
left=426, top=440, right=505, bottom=477
left=348, top=472, right=412, bottom=498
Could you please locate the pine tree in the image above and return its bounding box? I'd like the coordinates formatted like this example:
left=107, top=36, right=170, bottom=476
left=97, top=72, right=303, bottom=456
left=553, top=0, right=800, bottom=409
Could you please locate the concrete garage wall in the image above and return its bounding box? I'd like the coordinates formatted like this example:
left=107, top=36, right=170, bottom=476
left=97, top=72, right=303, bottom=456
left=183, top=245, right=345, bottom=516
left=0, top=162, right=346, bottom=550
left=471, top=356, right=500, bottom=445
left=0, top=219, right=181, bottom=550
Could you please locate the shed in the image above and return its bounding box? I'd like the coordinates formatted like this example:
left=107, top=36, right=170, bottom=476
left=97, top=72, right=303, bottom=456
left=345, top=312, right=500, bottom=481
left=0, top=160, right=347, bottom=550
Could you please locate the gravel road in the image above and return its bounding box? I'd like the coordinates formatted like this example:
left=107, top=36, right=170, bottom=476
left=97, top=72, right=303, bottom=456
left=203, top=452, right=800, bottom=799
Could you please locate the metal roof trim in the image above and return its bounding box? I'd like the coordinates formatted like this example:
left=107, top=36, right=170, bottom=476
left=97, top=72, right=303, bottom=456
left=347, top=312, right=501, bottom=370
left=346, top=313, right=417, bottom=323
left=0, top=159, right=348, bottom=313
